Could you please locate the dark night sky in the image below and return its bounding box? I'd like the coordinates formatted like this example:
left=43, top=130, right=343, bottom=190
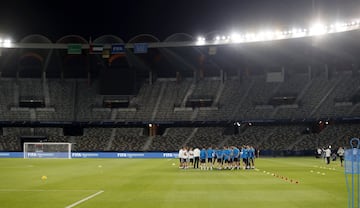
left=0, top=0, right=359, bottom=42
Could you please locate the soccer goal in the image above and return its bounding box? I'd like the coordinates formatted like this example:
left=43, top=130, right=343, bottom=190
left=23, top=142, right=72, bottom=159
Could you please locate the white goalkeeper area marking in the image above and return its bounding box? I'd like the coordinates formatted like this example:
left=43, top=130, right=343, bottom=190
left=65, top=190, right=104, bottom=208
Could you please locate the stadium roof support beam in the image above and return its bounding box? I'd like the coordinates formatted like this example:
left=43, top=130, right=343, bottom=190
left=0, top=41, right=207, bottom=50
left=43, top=49, right=53, bottom=75
left=1, top=28, right=360, bottom=51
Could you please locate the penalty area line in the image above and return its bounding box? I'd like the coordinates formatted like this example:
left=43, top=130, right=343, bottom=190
left=65, top=190, right=104, bottom=208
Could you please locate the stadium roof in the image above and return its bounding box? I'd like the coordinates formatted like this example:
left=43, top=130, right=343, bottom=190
left=0, top=29, right=359, bottom=79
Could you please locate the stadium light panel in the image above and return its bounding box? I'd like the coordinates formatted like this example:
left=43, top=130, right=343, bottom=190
left=245, top=33, right=254, bottom=40
left=263, top=31, right=274, bottom=40
left=334, top=22, right=346, bottom=32
left=3, top=39, right=12, bottom=48
left=274, top=31, right=284, bottom=39
left=196, top=36, right=206, bottom=45
left=230, top=33, right=243, bottom=43
left=291, top=28, right=306, bottom=38
left=309, top=23, right=327, bottom=36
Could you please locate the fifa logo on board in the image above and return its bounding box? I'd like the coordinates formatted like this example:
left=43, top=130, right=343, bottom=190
left=163, top=153, right=173, bottom=158
left=117, top=153, right=127, bottom=158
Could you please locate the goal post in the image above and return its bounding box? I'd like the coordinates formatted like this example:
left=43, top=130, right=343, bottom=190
left=23, top=142, right=72, bottom=159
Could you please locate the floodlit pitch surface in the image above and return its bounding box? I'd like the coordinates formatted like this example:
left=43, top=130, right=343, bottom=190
left=0, top=157, right=347, bottom=208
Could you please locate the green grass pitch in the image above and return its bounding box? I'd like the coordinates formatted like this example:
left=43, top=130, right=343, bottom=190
left=0, top=157, right=349, bottom=208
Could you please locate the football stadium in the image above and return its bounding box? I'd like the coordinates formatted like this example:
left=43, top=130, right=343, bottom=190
left=1, top=1, right=360, bottom=208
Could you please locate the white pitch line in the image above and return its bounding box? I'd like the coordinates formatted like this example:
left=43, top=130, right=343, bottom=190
left=0, top=189, right=99, bottom=192
left=65, top=190, right=104, bottom=208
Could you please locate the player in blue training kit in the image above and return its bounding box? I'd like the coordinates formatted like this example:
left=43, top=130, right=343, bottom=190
left=200, top=147, right=207, bottom=170
left=223, top=146, right=231, bottom=169
left=249, top=146, right=255, bottom=169
left=232, top=146, right=240, bottom=170
left=215, top=147, right=223, bottom=169
left=207, top=146, right=214, bottom=170
left=241, top=146, right=249, bottom=169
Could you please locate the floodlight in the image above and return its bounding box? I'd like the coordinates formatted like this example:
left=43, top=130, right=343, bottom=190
left=196, top=36, right=206, bottom=45
left=230, top=33, right=243, bottom=43
left=334, top=22, right=346, bottom=32
left=264, top=31, right=274, bottom=39
left=3, top=39, right=11, bottom=47
left=309, top=23, right=327, bottom=36
left=291, top=28, right=306, bottom=37
left=197, top=36, right=205, bottom=41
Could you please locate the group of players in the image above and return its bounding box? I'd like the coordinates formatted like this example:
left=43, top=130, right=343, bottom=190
left=178, top=145, right=256, bottom=170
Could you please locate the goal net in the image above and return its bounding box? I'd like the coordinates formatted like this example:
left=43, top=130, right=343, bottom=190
left=23, top=142, right=72, bottom=159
